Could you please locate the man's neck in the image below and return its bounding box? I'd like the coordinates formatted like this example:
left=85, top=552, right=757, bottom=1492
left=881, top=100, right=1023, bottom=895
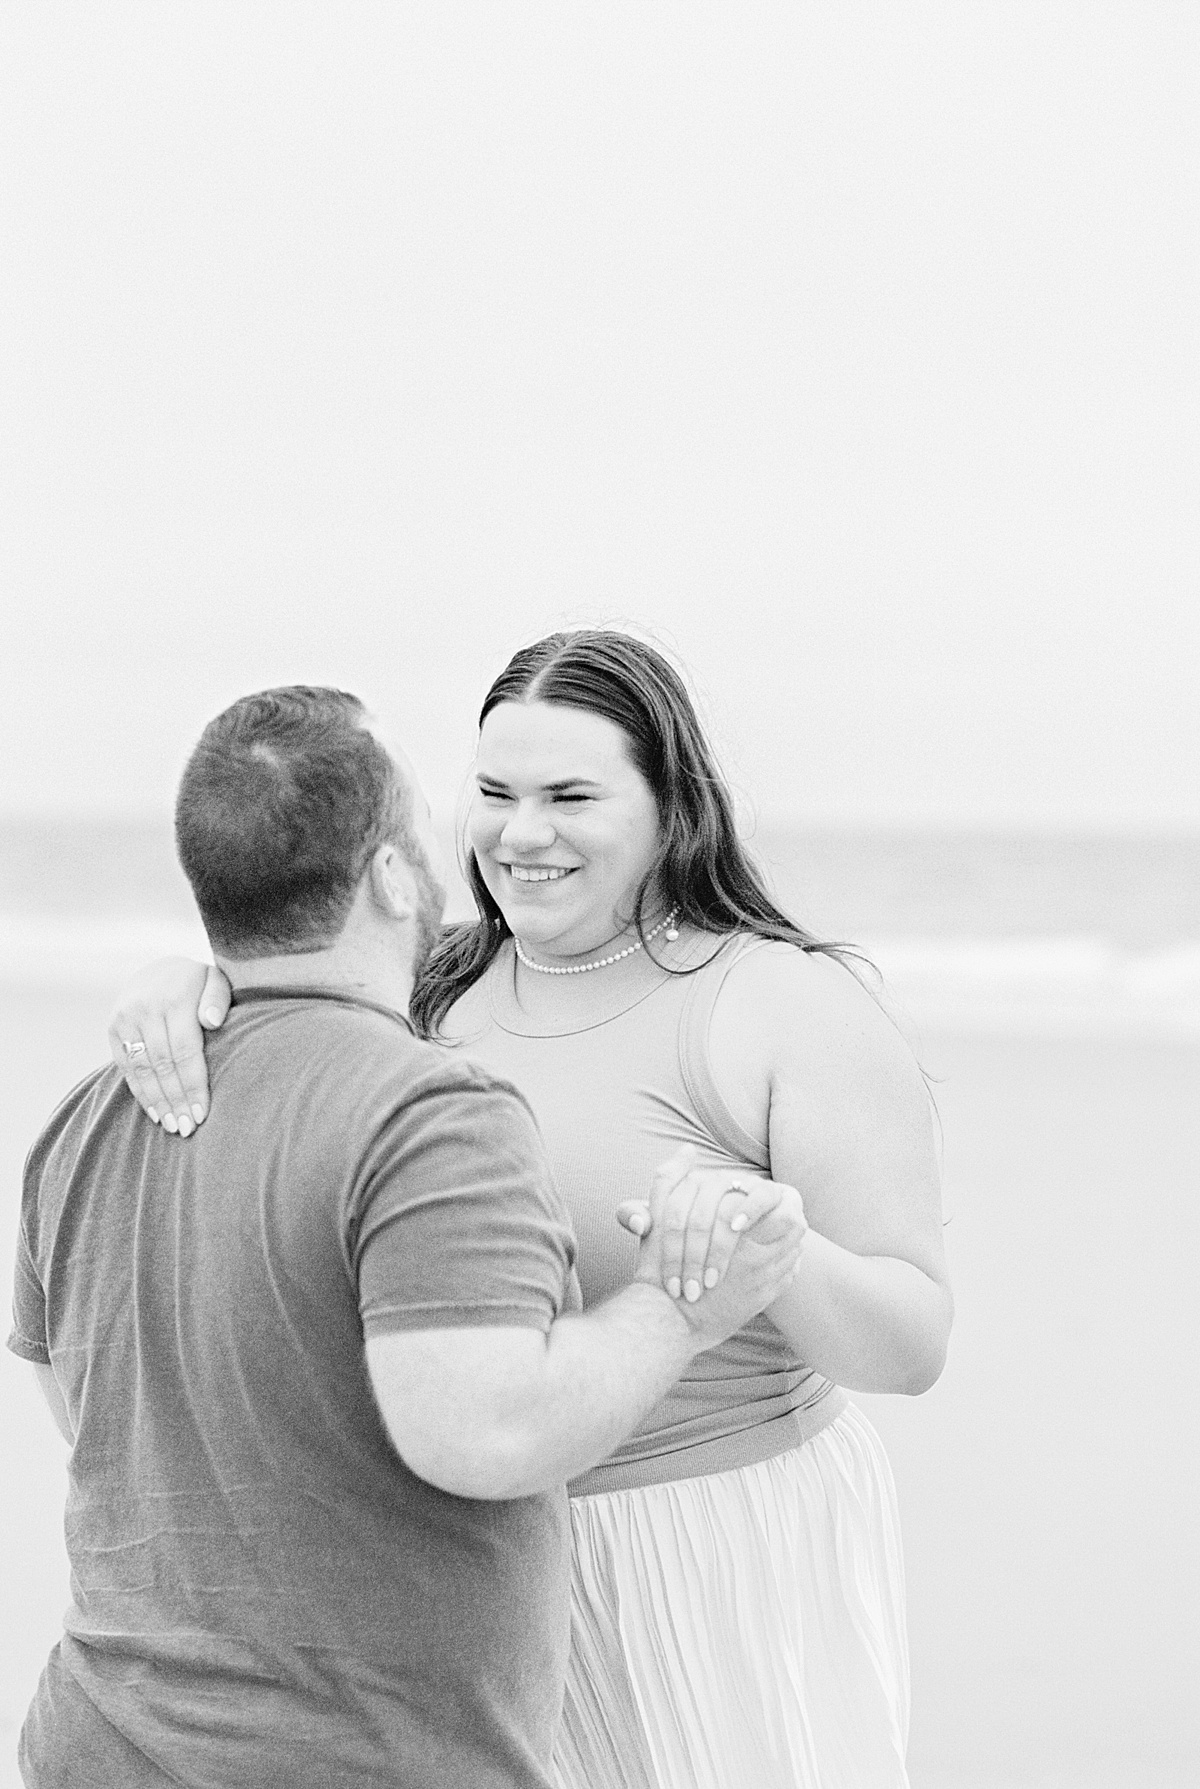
left=216, top=938, right=414, bottom=1018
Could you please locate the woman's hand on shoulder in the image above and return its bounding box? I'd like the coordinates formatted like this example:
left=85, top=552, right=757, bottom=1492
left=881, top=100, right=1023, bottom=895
left=107, top=957, right=231, bottom=1136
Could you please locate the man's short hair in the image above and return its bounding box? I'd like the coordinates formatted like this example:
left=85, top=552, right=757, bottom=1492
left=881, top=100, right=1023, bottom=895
left=175, top=686, right=414, bottom=958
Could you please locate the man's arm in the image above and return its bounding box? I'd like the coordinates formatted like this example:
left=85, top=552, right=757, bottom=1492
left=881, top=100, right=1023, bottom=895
left=367, top=1286, right=693, bottom=1500
left=32, top=1362, right=73, bottom=1445
left=366, top=1159, right=805, bottom=1500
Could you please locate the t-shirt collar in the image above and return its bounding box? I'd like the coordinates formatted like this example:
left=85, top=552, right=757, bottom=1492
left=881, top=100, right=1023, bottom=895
left=228, top=985, right=416, bottom=1034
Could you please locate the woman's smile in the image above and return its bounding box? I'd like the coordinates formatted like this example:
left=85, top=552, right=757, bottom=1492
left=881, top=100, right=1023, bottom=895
left=503, top=864, right=580, bottom=885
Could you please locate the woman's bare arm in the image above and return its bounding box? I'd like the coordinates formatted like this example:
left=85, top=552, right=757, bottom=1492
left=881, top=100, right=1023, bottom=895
left=707, top=944, right=953, bottom=1395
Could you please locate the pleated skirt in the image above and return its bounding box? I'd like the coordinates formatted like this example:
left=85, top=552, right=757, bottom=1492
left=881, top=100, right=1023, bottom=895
left=554, top=1402, right=910, bottom=1789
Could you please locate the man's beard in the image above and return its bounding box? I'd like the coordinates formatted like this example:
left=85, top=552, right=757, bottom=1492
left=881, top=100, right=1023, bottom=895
left=408, top=851, right=446, bottom=987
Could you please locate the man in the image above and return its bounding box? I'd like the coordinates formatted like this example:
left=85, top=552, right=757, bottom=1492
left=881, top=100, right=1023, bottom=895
left=9, top=685, right=803, bottom=1788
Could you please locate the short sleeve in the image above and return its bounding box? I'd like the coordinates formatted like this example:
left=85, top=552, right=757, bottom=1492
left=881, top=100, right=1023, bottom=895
left=8, top=1065, right=108, bottom=1367
left=8, top=1210, right=49, bottom=1364
left=350, top=1067, right=577, bottom=1340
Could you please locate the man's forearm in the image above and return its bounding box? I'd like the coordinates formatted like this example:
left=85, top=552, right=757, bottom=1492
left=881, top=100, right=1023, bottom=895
left=370, top=1153, right=810, bottom=1501
left=766, top=1230, right=953, bottom=1395
left=471, top=1282, right=701, bottom=1498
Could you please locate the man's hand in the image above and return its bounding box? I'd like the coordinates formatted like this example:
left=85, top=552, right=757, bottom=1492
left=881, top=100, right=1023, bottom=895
left=626, top=1146, right=808, bottom=1346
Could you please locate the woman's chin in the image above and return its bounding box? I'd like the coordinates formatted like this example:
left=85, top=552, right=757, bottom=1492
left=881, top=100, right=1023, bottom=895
left=494, top=895, right=578, bottom=943
left=488, top=884, right=622, bottom=959
left=508, top=918, right=574, bottom=951
left=494, top=902, right=579, bottom=951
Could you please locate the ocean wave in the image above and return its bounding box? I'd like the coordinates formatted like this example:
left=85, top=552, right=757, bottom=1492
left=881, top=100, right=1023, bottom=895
left=857, top=935, right=1200, bottom=1037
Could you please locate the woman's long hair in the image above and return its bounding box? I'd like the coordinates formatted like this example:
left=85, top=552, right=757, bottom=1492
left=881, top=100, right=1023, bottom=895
left=410, top=629, right=857, bottom=1037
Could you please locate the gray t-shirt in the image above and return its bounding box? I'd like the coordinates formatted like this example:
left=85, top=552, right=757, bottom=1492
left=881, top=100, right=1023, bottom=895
left=8, top=986, right=580, bottom=1789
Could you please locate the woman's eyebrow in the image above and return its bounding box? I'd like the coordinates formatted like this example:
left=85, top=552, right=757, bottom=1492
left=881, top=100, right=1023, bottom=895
left=475, top=773, right=603, bottom=793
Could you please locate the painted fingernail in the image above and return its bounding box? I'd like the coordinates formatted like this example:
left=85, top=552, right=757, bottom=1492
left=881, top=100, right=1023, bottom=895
left=704, top=1267, right=720, bottom=1289
left=191, top=1105, right=206, bottom=1124
left=684, top=1280, right=700, bottom=1303
left=730, top=1214, right=748, bottom=1232
left=666, top=1277, right=682, bottom=1299
left=202, top=1008, right=222, bottom=1026
left=628, top=1213, right=647, bottom=1236
left=147, top=1108, right=160, bottom=1125
left=162, top=1114, right=178, bottom=1134
left=177, top=1115, right=194, bottom=1138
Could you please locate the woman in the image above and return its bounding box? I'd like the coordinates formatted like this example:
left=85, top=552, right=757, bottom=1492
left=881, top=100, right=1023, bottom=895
left=109, top=630, right=953, bottom=1789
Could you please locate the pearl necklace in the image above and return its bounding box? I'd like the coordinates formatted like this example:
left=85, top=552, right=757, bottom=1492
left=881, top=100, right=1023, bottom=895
left=514, top=910, right=680, bottom=976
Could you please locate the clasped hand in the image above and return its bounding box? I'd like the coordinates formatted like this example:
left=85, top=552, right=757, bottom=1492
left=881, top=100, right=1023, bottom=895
left=618, top=1145, right=808, bottom=1329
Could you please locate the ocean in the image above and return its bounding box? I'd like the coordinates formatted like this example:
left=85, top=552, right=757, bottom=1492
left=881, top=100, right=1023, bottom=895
left=2, top=818, right=1198, bottom=1787
left=3, top=815, right=1199, bottom=1034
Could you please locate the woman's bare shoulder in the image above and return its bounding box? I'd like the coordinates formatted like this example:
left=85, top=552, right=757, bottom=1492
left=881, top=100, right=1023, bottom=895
left=708, top=939, right=935, bottom=1205
left=711, top=938, right=922, bottom=1097
left=717, top=938, right=884, bottom=1030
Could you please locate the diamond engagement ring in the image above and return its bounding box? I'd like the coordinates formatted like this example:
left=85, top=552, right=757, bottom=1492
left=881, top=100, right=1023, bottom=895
left=123, top=1039, right=148, bottom=1059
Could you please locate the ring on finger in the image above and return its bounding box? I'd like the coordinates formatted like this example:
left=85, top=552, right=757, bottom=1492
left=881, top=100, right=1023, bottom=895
left=123, top=1039, right=148, bottom=1059
left=726, top=1178, right=752, bottom=1231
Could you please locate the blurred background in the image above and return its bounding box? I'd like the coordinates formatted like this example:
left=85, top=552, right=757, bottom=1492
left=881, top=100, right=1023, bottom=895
left=2, top=5, right=1197, bottom=1785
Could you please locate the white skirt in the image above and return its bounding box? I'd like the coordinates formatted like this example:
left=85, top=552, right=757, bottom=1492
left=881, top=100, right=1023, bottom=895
left=554, top=1403, right=910, bottom=1789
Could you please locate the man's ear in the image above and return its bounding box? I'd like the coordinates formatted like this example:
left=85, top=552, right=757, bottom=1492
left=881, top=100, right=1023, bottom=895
left=369, top=844, right=417, bottom=922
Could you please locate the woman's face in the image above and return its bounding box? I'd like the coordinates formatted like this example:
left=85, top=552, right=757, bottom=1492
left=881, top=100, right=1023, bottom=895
left=469, top=700, right=663, bottom=960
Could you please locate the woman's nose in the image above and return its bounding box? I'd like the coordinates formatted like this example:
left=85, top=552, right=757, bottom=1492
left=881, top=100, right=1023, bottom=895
left=501, top=801, right=556, bottom=851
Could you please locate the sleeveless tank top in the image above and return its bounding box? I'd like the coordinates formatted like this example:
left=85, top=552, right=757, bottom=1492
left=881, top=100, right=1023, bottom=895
left=443, top=932, right=847, bottom=1497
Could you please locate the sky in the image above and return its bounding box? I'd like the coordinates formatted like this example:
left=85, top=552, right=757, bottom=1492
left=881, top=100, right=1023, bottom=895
left=1, top=2, right=1197, bottom=830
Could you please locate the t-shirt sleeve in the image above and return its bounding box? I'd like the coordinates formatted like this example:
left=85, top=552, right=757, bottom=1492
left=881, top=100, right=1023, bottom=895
left=8, top=1203, right=49, bottom=1365
left=8, top=1067, right=108, bottom=1367
left=350, top=1066, right=577, bottom=1340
